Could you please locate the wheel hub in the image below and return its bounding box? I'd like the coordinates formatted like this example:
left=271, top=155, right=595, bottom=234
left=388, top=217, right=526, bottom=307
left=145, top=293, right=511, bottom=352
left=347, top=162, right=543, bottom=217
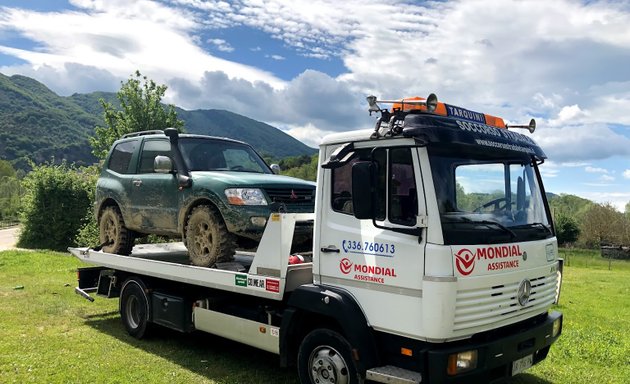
left=309, top=346, right=348, bottom=384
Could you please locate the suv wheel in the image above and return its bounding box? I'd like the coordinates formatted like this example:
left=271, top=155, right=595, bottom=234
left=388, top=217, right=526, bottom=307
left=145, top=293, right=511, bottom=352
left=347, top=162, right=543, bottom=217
left=185, top=205, right=235, bottom=267
left=99, top=206, right=134, bottom=255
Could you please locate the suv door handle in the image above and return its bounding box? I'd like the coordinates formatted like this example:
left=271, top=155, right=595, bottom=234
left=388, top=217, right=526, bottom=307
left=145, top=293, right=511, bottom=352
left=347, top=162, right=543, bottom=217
left=320, top=246, right=340, bottom=253
left=133, top=180, right=143, bottom=187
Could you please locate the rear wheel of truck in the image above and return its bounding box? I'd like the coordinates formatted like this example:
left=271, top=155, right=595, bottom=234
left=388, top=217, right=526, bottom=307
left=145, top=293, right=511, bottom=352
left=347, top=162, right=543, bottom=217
left=298, top=329, right=363, bottom=384
left=185, top=205, right=235, bottom=267
left=120, top=278, right=152, bottom=339
left=99, top=206, right=134, bottom=255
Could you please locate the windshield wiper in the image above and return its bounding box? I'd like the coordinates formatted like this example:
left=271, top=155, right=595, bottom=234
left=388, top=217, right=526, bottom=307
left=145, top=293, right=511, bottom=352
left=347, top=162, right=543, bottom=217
left=513, top=222, right=553, bottom=236
left=456, top=216, right=517, bottom=239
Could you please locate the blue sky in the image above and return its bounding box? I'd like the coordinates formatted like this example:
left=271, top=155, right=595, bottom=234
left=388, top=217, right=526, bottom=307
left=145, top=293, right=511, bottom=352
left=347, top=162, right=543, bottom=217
left=0, top=0, right=629, bottom=210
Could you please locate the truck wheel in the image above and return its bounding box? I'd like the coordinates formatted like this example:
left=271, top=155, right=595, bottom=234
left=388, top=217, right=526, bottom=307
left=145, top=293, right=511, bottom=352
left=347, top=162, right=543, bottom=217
left=185, top=205, right=235, bottom=267
left=298, top=329, right=363, bottom=384
left=99, top=206, right=134, bottom=255
left=120, top=278, right=152, bottom=339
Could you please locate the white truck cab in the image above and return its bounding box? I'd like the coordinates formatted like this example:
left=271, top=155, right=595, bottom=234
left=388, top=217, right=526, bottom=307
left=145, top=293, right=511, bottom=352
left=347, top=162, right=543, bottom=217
left=71, top=94, right=562, bottom=384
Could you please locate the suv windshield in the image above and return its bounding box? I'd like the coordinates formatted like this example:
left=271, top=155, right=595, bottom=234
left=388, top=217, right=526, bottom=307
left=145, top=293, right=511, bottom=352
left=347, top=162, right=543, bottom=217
left=428, top=147, right=552, bottom=245
left=180, top=138, right=272, bottom=174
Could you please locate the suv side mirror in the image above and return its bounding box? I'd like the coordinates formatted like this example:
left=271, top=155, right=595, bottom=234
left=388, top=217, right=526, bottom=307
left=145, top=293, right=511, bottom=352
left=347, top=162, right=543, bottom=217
left=270, top=164, right=281, bottom=174
left=351, top=161, right=375, bottom=220
left=154, top=155, right=173, bottom=174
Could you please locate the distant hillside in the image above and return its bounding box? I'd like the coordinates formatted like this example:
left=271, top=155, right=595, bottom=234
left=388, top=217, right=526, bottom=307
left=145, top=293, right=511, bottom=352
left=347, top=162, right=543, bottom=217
left=0, top=73, right=315, bottom=170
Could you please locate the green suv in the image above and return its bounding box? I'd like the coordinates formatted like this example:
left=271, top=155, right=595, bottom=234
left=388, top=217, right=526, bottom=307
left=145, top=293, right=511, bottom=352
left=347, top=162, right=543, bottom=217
left=96, top=129, right=315, bottom=267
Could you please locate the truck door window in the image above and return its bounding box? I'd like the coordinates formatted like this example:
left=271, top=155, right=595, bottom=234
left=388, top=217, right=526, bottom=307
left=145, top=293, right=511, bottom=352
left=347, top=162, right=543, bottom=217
left=108, top=140, right=136, bottom=174
left=331, top=148, right=418, bottom=227
left=138, top=139, right=171, bottom=173
left=389, top=148, right=418, bottom=226
left=331, top=149, right=386, bottom=218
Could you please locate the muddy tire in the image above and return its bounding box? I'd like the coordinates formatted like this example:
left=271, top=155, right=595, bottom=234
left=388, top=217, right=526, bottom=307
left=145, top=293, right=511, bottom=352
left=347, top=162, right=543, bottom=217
left=99, top=206, right=134, bottom=255
left=185, top=205, right=235, bottom=267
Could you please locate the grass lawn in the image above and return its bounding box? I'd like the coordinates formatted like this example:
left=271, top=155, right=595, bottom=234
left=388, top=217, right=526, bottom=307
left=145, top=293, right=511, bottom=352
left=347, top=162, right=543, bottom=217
left=0, top=249, right=628, bottom=383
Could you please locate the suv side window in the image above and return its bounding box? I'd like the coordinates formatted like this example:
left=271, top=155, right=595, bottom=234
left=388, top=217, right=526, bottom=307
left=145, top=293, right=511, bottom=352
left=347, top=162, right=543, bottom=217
left=138, top=139, right=171, bottom=173
left=108, top=140, right=136, bottom=174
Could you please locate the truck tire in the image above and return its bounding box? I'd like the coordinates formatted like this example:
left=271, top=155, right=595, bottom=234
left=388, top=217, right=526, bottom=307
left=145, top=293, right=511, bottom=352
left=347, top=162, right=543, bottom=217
left=120, top=278, right=152, bottom=339
left=99, top=206, right=134, bottom=255
left=185, top=205, right=235, bottom=267
left=298, top=329, right=363, bottom=384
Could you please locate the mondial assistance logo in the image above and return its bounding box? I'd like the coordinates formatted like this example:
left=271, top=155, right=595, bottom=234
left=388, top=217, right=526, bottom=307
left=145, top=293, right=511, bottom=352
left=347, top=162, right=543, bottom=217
left=455, top=245, right=525, bottom=276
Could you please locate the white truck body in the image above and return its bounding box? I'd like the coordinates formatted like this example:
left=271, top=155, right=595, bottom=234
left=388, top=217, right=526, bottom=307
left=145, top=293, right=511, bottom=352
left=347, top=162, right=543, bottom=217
left=71, top=96, right=563, bottom=384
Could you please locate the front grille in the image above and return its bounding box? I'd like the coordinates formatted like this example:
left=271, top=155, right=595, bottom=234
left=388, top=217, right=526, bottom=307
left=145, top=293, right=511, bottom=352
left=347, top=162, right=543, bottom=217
left=454, top=273, right=557, bottom=332
left=265, top=188, right=314, bottom=205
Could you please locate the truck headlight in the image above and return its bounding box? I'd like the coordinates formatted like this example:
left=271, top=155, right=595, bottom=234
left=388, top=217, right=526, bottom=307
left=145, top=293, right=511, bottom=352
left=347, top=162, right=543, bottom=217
left=447, top=350, right=478, bottom=376
left=552, top=317, right=562, bottom=338
left=225, top=188, right=268, bottom=205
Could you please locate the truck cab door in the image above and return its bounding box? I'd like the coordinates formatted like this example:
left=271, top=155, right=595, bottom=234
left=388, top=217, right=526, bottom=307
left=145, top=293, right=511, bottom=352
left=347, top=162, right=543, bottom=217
left=129, top=138, right=180, bottom=233
left=316, top=144, right=427, bottom=337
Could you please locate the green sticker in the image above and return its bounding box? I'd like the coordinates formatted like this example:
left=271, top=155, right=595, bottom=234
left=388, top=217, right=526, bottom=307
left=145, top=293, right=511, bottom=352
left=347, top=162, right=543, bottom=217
left=235, top=274, right=247, bottom=287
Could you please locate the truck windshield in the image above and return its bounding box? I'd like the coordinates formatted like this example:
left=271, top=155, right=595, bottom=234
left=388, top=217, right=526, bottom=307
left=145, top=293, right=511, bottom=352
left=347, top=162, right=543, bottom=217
left=180, top=138, right=272, bottom=174
left=428, top=148, right=552, bottom=245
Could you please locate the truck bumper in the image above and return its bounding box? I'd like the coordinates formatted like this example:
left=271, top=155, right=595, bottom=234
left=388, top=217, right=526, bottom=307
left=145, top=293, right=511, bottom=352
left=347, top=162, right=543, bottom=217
left=425, top=311, right=563, bottom=383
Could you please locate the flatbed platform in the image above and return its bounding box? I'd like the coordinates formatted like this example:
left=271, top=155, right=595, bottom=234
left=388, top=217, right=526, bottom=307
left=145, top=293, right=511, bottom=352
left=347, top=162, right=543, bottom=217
left=69, top=213, right=315, bottom=301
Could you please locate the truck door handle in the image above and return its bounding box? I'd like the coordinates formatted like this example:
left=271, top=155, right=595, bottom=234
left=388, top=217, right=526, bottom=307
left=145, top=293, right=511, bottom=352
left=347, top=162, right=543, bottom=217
left=133, top=180, right=143, bottom=187
left=320, top=246, right=340, bottom=253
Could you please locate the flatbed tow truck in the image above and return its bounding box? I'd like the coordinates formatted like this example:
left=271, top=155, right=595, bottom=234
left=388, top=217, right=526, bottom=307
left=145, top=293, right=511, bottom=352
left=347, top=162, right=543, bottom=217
left=70, top=94, right=563, bottom=384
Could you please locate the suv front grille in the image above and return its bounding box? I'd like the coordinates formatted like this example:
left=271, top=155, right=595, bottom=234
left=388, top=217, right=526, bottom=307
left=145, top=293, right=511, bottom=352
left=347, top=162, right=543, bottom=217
left=265, top=188, right=314, bottom=205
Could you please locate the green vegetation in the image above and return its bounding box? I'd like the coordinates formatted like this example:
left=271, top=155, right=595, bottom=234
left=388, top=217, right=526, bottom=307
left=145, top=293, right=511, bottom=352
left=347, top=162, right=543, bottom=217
left=90, top=71, right=184, bottom=160
left=0, top=160, right=23, bottom=222
left=17, top=163, right=97, bottom=251
left=278, top=154, right=318, bottom=181
left=511, top=248, right=630, bottom=383
left=0, top=250, right=298, bottom=384
left=0, top=249, right=627, bottom=383
left=0, top=73, right=315, bottom=172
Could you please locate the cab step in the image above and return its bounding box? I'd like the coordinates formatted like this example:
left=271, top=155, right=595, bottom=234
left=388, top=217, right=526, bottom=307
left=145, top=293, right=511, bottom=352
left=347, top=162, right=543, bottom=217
left=366, top=365, right=422, bottom=384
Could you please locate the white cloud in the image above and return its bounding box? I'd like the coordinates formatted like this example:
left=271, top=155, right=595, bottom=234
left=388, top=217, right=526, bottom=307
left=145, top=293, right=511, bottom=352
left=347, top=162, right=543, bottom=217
left=0, top=0, right=629, bottom=169
left=624, top=169, right=630, bottom=179
left=0, top=0, right=285, bottom=93
left=599, top=174, right=615, bottom=182
left=207, top=38, right=234, bottom=52
left=267, top=54, right=285, bottom=61
left=585, top=166, right=609, bottom=174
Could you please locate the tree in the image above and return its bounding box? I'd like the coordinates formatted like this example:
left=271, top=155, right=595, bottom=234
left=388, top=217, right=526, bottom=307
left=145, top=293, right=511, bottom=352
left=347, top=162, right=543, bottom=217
left=0, top=159, right=17, bottom=178
left=555, top=214, right=580, bottom=246
left=90, top=71, right=184, bottom=160
left=579, top=203, right=624, bottom=247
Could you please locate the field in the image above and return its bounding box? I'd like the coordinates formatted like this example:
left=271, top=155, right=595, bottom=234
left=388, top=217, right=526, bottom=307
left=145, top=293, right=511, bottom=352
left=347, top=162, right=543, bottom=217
left=0, top=249, right=628, bottom=383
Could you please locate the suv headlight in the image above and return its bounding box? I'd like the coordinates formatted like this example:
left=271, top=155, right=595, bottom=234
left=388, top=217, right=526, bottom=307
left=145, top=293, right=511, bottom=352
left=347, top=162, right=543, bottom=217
left=225, top=188, right=268, bottom=205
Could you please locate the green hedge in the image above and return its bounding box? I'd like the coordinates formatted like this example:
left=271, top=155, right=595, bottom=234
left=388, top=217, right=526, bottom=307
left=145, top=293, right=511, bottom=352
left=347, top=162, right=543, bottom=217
left=17, top=163, right=97, bottom=251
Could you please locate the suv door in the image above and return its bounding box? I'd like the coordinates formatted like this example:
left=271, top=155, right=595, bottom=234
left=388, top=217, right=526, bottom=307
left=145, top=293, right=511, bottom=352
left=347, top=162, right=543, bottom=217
left=128, top=138, right=180, bottom=234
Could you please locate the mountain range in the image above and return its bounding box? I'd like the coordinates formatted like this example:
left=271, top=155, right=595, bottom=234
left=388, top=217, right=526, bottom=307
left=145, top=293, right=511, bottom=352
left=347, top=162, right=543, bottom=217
left=0, top=73, right=316, bottom=170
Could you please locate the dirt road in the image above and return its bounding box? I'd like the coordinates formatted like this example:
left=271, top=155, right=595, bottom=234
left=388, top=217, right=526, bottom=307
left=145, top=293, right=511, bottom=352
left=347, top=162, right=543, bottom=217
left=0, top=227, right=19, bottom=251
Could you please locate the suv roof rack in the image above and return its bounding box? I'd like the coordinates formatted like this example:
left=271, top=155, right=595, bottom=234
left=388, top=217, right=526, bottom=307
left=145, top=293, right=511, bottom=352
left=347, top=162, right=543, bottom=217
left=122, top=130, right=165, bottom=139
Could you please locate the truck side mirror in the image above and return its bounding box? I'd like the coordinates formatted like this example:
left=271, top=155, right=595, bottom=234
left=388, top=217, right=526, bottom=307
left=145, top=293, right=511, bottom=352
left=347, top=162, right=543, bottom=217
left=270, top=164, right=281, bottom=174
left=352, top=161, right=375, bottom=220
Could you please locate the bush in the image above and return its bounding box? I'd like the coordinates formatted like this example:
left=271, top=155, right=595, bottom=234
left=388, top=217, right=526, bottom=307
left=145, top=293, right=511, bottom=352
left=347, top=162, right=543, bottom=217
left=18, top=162, right=97, bottom=251
left=556, top=214, right=580, bottom=246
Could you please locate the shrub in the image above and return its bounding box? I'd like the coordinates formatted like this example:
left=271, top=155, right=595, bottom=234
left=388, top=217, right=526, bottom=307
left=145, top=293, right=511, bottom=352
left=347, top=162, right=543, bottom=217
left=18, top=162, right=97, bottom=251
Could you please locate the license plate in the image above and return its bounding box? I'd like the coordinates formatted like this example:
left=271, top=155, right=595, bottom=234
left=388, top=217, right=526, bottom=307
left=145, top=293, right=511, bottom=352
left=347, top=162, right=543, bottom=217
left=512, top=354, right=533, bottom=376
